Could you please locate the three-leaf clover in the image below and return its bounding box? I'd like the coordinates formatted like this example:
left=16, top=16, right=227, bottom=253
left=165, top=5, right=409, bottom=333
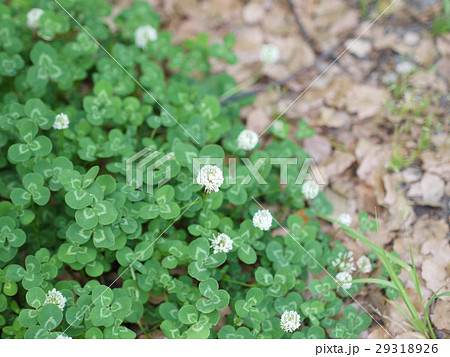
left=234, top=287, right=265, bottom=320
left=139, top=185, right=180, bottom=220
left=331, top=305, right=371, bottom=338
left=7, top=120, right=52, bottom=163
left=26, top=42, right=70, bottom=88
left=188, top=238, right=226, bottom=281
left=83, top=80, right=121, bottom=126
left=195, top=278, right=230, bottom=313
left=10, top=173, right=50, bottom=206
left=90, top=285, right=132, bottom=327
left=0, top=216, right=26, bottom=250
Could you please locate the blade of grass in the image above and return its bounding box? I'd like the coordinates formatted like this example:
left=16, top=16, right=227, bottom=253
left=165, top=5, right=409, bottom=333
left=351, top=278, right=399, bottom=290
left=373, top=211, right=428, bottom=337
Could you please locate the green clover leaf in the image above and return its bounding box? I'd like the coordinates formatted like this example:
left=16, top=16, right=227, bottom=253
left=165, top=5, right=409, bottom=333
left=218, top=325, right=252, bottom=339
left=10, top=173, right=50, bottom=206
left=7, top=120, right=52, bottom=162
left=195, top=278, right=229, bottom=313
left=188, top=238, right=226, bottom=281
left=83, top=80, right=121, bottom=126
left=139, top=185, right=180, bottom=220
left=235, top=288, right=265, bottom=320
left=27, top=42, right=70, bottom=88
left=0, top=216, right=26, bottom=249
left=0, top=52, right=24, bottom=76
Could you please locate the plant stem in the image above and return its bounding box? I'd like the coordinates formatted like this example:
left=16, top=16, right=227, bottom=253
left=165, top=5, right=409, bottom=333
left=137, top=320, right=151, bottom=339
left=180, top=193, right=209, bottom=211
left=148, top=322, right=162, bottom=333
left=272, top=328, right=283, bottom=338
left=150, top=127, right=157, bottom=140
left=223, top=277, right=257, bottom=288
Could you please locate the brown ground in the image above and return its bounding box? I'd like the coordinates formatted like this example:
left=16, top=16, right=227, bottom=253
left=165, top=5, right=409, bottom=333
left=114, top=0, right=449, bottom=338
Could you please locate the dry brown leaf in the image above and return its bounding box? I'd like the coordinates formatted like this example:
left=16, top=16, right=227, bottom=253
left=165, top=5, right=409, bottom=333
left=421, top=257, right=449, bottom=291
left=245, top=107, right=271, bottom=134
left=414, top=38, right=439, bottom=67
left=242, top=1, right=265, bottom=24
left=419, top=172, right=445, bottom=204
left=431, top=300, right=450, bottom=331
left=303, top=135, right=332, bottom=163
left=345, top=85, right=388, bottom=120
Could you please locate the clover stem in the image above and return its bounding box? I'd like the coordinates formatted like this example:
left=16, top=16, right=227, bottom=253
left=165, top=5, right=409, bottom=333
left=272, top=328, right=283, bottom=338
left=180, top=193, right=209, bottom=211
left=150, top=127, right=157, bottom=140
left=59, top=129, right=65, bottom=151
left=148, top=322, right=162, bottom=333
left=137, top=320, right=151, bottom=339
left=130, top=265, right=136, bottom=280
left=223, top=277, right=257, bottom=288
left=250, top=228, right=258, bottom=239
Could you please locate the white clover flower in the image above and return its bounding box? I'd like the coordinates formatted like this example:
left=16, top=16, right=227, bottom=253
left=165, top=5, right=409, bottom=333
left=252, top=209, right=272, bottom=231
left=357, top=255, right=372, bottom=274
left=301, top=181, right=319, bottom=199
left=27, top=8, right=44, bottom=29
left=196, top=165, right=224, bottom=193
left=44, top=288, right=67, bottom=311
left=280, top=310, right=301, bottom=333
left=396, top=61, right=415, bottom=75
left=53, top=113, right=69, bottom=130
left=210, top=233, right=233, bottom=254
left=332, top=251, right=356, bottom=273
left=135, top=25, right=158, bottom=49
left=237, top=129, right=258, bottom=151
left=337, top=213, right=352, bottom=226
left=259, top=44, right=280, bottom=65
left=336, top=271, right=353, bottom=290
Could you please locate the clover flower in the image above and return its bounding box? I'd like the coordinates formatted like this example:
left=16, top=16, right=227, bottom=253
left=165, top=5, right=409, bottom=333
left=27, top=8, right=44, bottom=29
left=53, top=113, right=70, bottom=130
left=210, top=233, right=233, bottom=254
left=280, top=310, right=301, bottom=333
left=337, top=213, right=352, bottom=226
left=301, top=181, right=319, bottom=199
left=237, top=129, right=258, bottom=151
left=336, top=271, right=353, bottom=290
left=44, top=288, right=67, bottom=311
left=259, top=44, right=280, bottom=65
left=357, top=255, right=372, bottom=274
left=332, top=251, right=356, bottom=273
left=252, top=209, right=273, bottom=231
left=135, top=25, right=158, bottom=49
left=196, top=165, right=224, bottom=193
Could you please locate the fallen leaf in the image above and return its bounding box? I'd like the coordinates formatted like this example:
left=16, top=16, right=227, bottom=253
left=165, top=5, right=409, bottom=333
left=431, top=300, right=450, bottom=331
left=419, top=172, right=445, bottom=203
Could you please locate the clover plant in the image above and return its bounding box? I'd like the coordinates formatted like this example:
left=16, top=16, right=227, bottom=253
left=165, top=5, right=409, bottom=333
left=0, top=0, right=384, bottom=340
